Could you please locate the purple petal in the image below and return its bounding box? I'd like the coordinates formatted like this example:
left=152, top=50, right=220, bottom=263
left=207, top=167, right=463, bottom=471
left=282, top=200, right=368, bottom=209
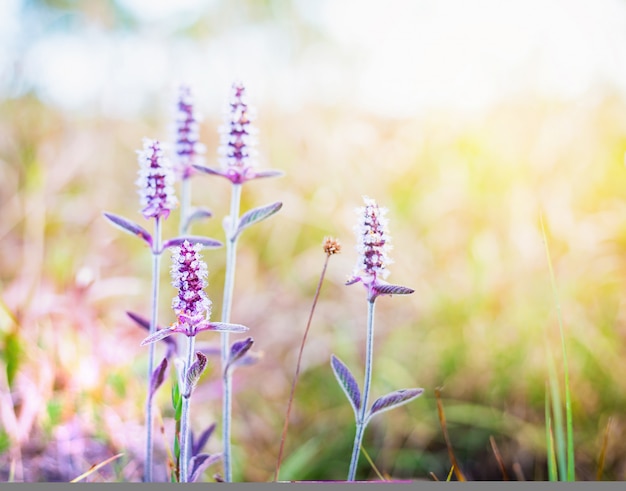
left=226, top=337, right=254, bottom=373
left=148, top=357, right=168, bottom=402
left=345, top=276, right=362, bottom=286
left=126, top=311, right=151, bottom=330
left=188, top=453, right=221, bottom=483
left=235, top=201, right=282, bottom=239
left=330, top=354, right=361, bottom=416
left=191, top=423, right=216, bottom=457
left=249, top=169, right=285, bottom=180
left=127, top=311, right=178, bottom=358
left=140, top=327, right=179, bottom=346
left=367, top=388, right=424, bottom=422
left=103, top=212, right=152, bottom=247
left=162, top=235, right=223, bottom=251
left=192, top=164, right=230, bottom=179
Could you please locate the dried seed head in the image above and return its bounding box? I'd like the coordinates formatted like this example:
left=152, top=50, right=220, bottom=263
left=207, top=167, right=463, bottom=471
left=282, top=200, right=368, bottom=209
left=323, top=236, right=342, bottom=256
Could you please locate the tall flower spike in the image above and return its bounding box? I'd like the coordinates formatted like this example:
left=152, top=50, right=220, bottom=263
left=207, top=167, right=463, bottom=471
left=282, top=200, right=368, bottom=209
left=174, top=85, right=205, bottom=180
left=348, top=196, right=392, bottom=281
left=192, top=81, right=283, bottom=184
left=347, top=197, right=413, bottom=302
left=171, top=240, right=211, bottom=329
left=219, top=81, right=258, bottom=182
left=140, top=241, right=248, bottom=346
left=136, top=138, right=178, bottom=220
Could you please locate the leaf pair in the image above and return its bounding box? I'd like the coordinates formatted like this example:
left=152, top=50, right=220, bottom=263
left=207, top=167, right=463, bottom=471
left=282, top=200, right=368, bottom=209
left=330, top=355, right=423, bottom=425
left=103, top=212, right=222, bottom=252
left=140, top=320, right=248, bottom=346
left=224, top=202, right=283, bottom=242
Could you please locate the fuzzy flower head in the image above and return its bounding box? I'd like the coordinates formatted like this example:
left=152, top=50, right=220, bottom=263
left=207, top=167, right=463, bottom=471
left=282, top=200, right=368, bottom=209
left=140, top=241, right=250, bottom=345
left=171, top=240, right=212, bottom=334
left=192, top=81, right=283, bottom=183
left=136, top=138, right=178, bottom=220
left=347, top=197, right=406, bottom=301
left=353, top=197, right=392, bottom=279
left=217, top=81, right=259, bottom=183
left=173, top=85, right=205, bottom=179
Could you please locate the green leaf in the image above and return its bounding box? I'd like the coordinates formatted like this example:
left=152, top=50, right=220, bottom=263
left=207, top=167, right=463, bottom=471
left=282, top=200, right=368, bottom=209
left=330, top=354, right=361, bottom=417
left=234, top=201, right=282, bottom=240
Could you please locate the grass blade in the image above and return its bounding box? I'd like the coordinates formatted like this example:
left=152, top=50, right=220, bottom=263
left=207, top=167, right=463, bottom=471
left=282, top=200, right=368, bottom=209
left=596, top=417, right=613, bottom=481
left=540, top=213, right=575, bottom=481
left=489, top=435, right=509, bottom=481
left=435, top=388, right=466, bottom=481
left=545, top=383, right=558, bottom=482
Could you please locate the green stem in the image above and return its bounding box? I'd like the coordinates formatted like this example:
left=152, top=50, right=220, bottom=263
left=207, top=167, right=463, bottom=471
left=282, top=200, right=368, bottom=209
left=179, top=335, right=196, bottom=482
left=221, top=183, right=242, bottom=482
left=179, top=177, right=191, bottom=235
left=347, top=299, right=376, bottom=481
left=540, top=214, right=575, bottom=481
left=145, top=217, right=162, bottom=482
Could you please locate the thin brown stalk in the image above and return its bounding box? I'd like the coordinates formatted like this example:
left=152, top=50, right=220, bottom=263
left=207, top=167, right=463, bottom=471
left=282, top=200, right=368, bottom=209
left=596, top=417, right=613, bottom=481
left=435, top=388, right=466, bottom=482
left=274, top=238, right=340, bottom=481
left=512, top=462, right=525, bottom=481
left=429, top=472, right=440, bottom=481
left=361, top=446, right=386, bottom=481
left=489, top=435, right=509, bottom=481
left=70, top=453, right=124, bottom=483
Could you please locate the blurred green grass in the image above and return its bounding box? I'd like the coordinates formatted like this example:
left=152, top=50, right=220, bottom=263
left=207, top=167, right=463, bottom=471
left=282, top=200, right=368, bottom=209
left=2, top=84, right=626, bottom=480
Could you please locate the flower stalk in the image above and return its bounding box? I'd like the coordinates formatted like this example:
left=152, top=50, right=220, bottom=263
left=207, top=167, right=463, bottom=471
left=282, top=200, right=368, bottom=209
left=141, top=240, right=248, bottom=482
left=144, top=217, right=162, bottom=483
left=173, top=85, right=205, bottom=235
left=194, top=81, right=283, bottom=482
left=136, top=138, right=177, bottom=482
left=275, top=237, right=341, bottom=482
left=331, top=197, right=421, bottom=482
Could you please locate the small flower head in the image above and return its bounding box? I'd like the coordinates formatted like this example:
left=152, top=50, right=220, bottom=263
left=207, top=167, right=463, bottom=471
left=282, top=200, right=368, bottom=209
left=136, top=138, right=178, bottom=220
left=193, top=81, right=283, bottom=183
left=353, top=196, right=392, bottom=280
left=323, top=236, right=342, bottom=256
left=140, top=242, right=249, bottom=345
left=346, top=197, right=411, bottom=302
left=171, top=240, right=211, bottom=334
left=173, top=85, right=205, bottom=179
left=217, top=81, right=259, bottom=183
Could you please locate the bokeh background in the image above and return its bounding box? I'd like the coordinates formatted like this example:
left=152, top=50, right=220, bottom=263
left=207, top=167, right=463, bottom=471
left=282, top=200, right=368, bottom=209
left=2, top=0, right=626, bottom=482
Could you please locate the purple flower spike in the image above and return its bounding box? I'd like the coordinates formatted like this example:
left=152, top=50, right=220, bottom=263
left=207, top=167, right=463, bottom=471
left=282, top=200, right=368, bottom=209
left=347, top=196, right=413, bottom=302
left=174, top=85, right=205, bottom=179
left=149, top=240, right=250, bottom=339
left=171, top=240, right=212, bottom=322
left=136, top=138, right=178, bottom=220
left=193, top=81, right=284, bottom=184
